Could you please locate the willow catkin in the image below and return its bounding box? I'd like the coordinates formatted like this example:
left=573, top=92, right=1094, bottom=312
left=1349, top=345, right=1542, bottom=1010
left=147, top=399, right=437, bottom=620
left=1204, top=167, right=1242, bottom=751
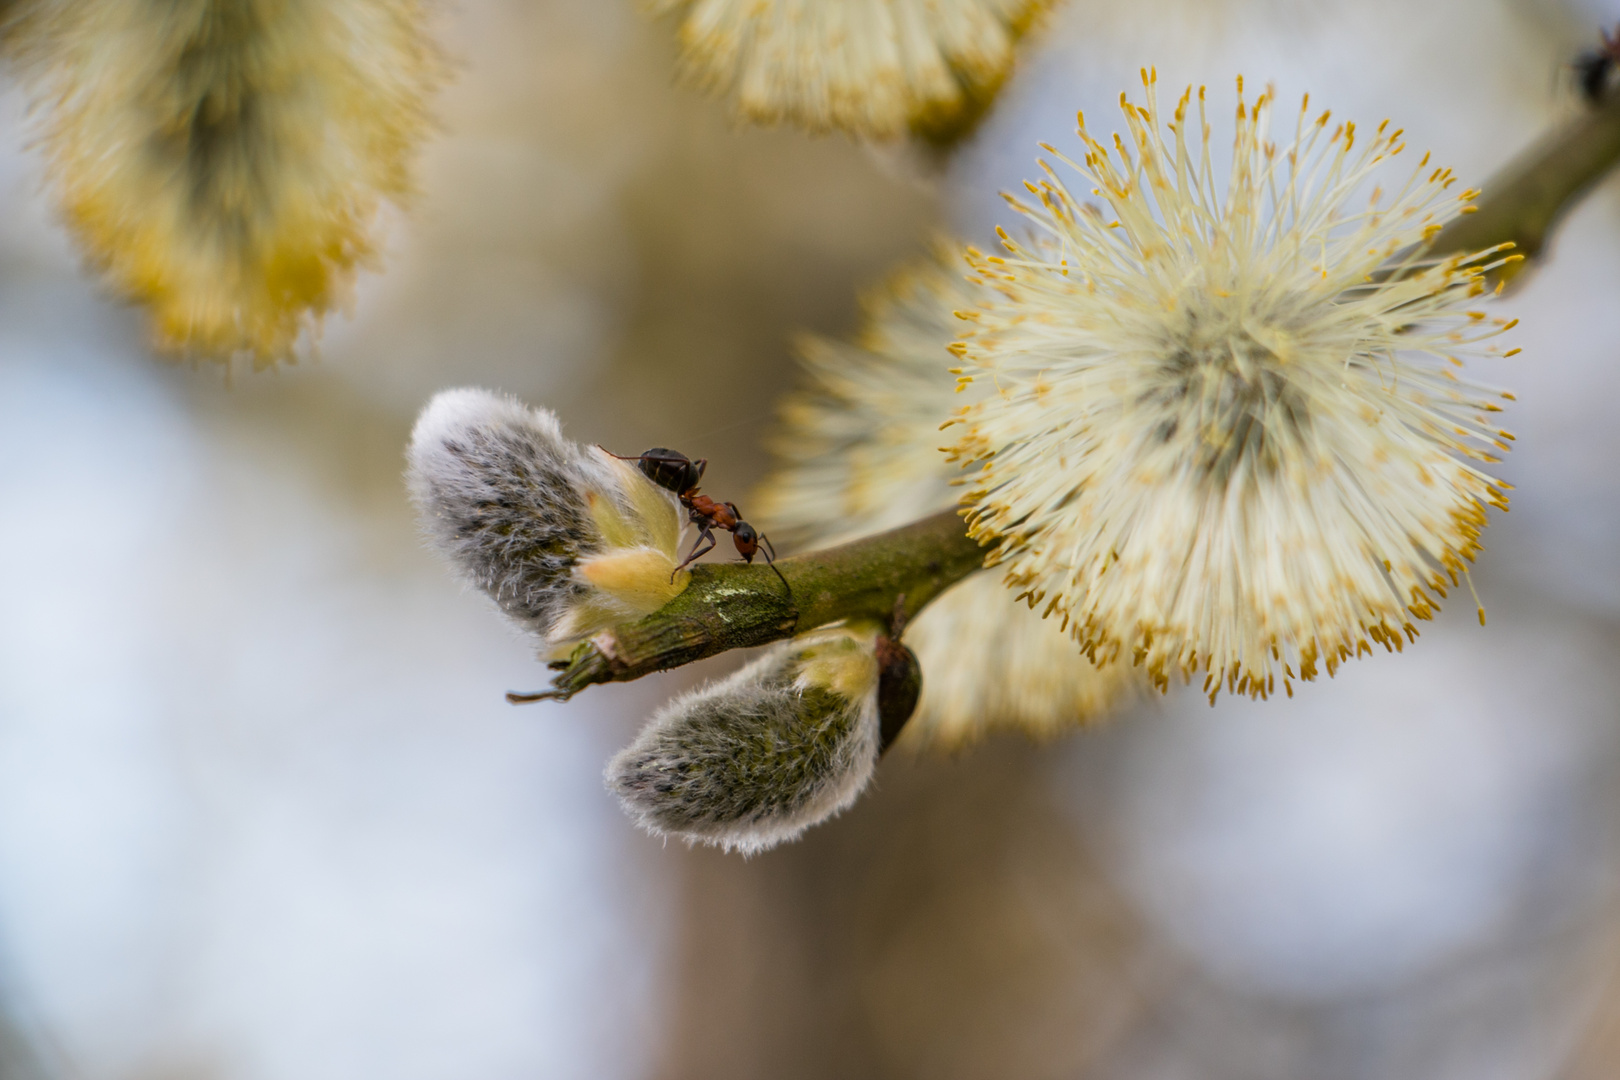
left=4, top=0, right=444, bottom=364
left=607, top=629, right=883, bottom=854
left=950, top=75, right=1521, bottom=699
left=647, top=0, right=1055, bottom=142
left=756, top=247, right=1141, bottom=748
left=407, top=388, right=692, bottom=656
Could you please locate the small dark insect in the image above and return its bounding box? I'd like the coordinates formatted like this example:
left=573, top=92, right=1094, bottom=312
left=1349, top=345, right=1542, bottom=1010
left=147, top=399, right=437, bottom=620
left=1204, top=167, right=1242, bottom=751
left=875, top=595, right=921, bottom=756
left=609, top=446, right=790, bottom=593
left=1574, top=25, right=1620, bottom=103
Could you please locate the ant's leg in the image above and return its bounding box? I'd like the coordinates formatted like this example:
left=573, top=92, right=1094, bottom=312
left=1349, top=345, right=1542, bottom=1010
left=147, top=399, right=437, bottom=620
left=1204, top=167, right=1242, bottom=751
left=684, top=525, right=718, bottom=564
left=673, top=525, right=717, bottom=580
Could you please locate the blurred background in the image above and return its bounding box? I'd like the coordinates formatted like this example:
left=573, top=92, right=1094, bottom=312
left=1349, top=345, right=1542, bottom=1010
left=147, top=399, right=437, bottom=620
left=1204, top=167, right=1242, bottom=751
left=1, top=0, right=1619, bottom=1077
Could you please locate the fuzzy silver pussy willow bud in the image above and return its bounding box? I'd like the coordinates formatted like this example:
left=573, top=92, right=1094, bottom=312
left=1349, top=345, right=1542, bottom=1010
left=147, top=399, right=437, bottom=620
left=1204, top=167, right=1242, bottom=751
left=607, top=628, right=887, bottom=854
left=407, top=388, right=690, bottom=655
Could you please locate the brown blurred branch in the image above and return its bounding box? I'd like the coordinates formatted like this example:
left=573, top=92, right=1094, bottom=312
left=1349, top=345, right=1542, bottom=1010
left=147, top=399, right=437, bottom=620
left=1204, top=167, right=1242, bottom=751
left=1431, top=93, right=1620, bottom=271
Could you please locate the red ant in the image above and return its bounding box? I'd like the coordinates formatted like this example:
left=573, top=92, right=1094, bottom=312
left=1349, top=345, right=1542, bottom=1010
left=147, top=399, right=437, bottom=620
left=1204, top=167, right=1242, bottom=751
left=608, top=447, right=790, bottom=594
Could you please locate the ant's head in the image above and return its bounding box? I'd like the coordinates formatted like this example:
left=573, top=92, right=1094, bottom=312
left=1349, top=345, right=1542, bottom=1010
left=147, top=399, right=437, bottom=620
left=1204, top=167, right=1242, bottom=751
left=636, top=448, right=705, bottom=495
left=732, top=522, right=759, bottom=560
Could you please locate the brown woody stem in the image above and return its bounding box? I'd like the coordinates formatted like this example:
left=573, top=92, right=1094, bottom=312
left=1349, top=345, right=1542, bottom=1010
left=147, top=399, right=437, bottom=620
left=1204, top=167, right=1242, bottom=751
left=1430, top=93, right=1620, bottom=269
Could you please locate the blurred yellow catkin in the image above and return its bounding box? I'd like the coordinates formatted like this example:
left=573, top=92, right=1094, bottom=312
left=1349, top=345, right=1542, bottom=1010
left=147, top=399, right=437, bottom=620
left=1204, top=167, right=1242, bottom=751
left=647, top=0, right=1056, bottom=142
left=757, top=247, right=1142, bottom=748
left=3, top=0, right=444, bottom=365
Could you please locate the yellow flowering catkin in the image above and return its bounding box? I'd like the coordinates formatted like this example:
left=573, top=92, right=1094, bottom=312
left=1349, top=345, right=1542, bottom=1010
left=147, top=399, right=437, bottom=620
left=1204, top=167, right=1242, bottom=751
left=4, top=0, right=443, bottom=365
left=950, top=74, right=1523, bottom=700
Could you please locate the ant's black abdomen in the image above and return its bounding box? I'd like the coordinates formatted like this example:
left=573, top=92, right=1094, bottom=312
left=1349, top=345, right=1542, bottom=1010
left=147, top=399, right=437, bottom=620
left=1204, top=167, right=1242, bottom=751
left=635, top=448, right=706, bottom=495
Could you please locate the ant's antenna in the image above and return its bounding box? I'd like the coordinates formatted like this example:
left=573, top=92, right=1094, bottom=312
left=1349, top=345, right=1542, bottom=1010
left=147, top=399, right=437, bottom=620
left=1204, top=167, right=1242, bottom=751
left=756, top=536, right=791, bottom=595
left=762, top=553, right=790, bottom=594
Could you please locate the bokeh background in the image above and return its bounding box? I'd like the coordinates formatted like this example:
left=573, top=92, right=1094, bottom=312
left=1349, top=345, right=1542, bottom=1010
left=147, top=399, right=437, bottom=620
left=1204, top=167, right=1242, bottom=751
left=2, top=0, right=1620, bottom=1077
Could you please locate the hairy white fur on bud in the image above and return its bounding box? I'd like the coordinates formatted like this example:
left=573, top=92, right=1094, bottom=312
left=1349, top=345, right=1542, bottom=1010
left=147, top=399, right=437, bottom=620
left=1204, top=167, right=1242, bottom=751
left=607, top=629, right=883, bottom=854
left=406, top=388, right=689, bottom=654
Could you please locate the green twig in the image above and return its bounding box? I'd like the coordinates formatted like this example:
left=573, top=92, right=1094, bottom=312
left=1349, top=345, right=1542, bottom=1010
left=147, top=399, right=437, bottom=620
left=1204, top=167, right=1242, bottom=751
left=523, top=510, right=983, bottom=701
